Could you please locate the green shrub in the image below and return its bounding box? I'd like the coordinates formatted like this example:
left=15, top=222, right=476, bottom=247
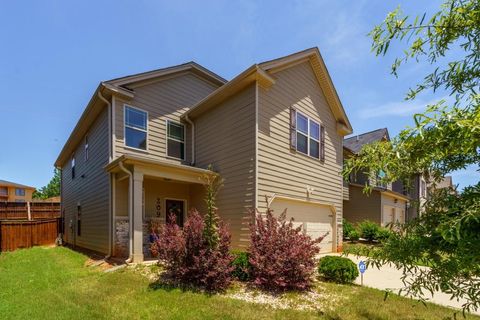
left=342, top=219, right=355, bottom=240
left=375, top=227, right=393, bottom=242
left=358, top=220, right=380, bottom=242
left=231, top=250, right=251, bottom=281
left=318, top=256, right=359, bottom=284
left=348, top=229, right=360, bottom=242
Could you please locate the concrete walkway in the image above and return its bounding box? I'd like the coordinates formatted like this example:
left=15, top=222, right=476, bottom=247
left=323, top=253, right=479, bottom=316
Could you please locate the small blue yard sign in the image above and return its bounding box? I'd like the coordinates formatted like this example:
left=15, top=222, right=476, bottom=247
left=359, top=261, right=366, bottom=274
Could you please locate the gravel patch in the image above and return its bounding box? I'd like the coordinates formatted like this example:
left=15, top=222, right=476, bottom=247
left=225, top=282, right=341, bottom=312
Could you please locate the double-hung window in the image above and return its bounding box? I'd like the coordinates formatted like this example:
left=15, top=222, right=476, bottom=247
left=167, top=120, right=185, bottom=160
left=15, top=188, right=25, bottom=196
left=291, top=110, right=323, bottom=160
left=125, top=106, right=148, bottom=150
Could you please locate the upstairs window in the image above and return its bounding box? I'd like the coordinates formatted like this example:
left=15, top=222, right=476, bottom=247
left=71, top=155, right=76, bottom=179
left=167, top=120, right=185, bottom=160
left=0, top=187, right=7, bottom=196
left=124, top=106, right=147, bottom=150
left=84, top=135, right=89, bottom=161
left=15, top=188, right=25, bottom=196
left=290, top=109, right=324, bottom=160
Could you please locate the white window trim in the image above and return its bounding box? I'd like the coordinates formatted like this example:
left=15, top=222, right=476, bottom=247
left=164, top=197, right=187, bottom=225
left=295, top=111, right=320, bottom=159
left=124, top=104, right=149, bottom=152
left=71, top=153, right=76, bottom=179
left=84, top=134, right=89, bottom=162
left=165, top=119, right=186, bottom=161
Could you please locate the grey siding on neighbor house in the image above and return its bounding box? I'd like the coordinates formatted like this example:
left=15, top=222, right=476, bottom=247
left=61, top=108, right=110, bottom=254
left=194, top=85, right=256, bottom=248
left=343, top=185, right=381, bottom=224
left=257, top=61, right=344, bottom=244
left=114, top=72, right=219, bottom=164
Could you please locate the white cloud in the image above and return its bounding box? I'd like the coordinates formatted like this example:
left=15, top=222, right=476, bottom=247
left=358, top=96, right=450, bottom=120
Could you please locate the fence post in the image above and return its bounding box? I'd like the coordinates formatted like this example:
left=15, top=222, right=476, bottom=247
left=27, top=202, right=32, bottom=221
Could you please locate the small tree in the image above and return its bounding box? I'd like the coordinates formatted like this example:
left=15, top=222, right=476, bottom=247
left=343, top=0, right=480, bottom=313
left=33, top=168, right=60, bottom=200
left=248, top=200, right=326, bottom=292
left=200, top=165, right=224, bottom=249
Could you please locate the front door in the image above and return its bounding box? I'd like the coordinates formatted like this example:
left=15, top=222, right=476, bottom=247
left=165, top=199, right=185, bottom=227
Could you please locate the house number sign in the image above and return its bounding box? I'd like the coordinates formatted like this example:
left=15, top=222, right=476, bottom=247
left=156, top=198, right=161, bottom=217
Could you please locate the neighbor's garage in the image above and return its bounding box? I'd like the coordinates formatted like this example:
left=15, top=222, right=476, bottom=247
left=269, top=198, right=334, bottom=253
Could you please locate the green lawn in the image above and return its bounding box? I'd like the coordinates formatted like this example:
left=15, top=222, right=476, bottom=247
left=0, top=247, right=477, bottom=320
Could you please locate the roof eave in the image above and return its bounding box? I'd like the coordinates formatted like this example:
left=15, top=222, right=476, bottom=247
left=54, top=83, right=134, bottom=168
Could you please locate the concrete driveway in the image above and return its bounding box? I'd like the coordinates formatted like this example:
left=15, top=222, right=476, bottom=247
left=322, top=253, right=479, bottom=316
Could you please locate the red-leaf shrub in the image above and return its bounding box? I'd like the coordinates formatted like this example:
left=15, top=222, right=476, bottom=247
left=151, top=210, right=233, bottom=292
left=248, top=207, right=327, bottom=292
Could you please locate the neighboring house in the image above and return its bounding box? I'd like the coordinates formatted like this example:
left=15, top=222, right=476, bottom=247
left=402, top=175, right=455, bottom=220
left=343, top=128, right=409, bottom=226
left=55, top=48, right=353, bottom=262
left=0, top=179, right=35, bottom=202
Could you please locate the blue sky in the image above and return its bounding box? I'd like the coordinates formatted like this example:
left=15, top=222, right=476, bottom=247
left=0, top=0, right=477, bottom=190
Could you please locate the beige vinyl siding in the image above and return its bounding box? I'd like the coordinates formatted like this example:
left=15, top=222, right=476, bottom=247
left=343, top=185, right=381, bottom=224
left=114, top=72, right=218, bottom=164
left=257, top=61, right=344, bottom=246
left=194, top=85, right=256, bottom=248
left=61, top=108, right=110, bottom=254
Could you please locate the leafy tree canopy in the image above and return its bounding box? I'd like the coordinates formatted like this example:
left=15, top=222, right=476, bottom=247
left=33, top=168, right=60, bottom=200
left=344, top=0, right=480, bottom=314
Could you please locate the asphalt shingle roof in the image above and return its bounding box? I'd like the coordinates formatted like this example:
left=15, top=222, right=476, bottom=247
left=344, top=128, right=390, bottom=154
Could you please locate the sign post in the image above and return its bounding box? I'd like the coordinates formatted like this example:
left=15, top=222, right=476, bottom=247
left=358, top=260, right=366, bottom=286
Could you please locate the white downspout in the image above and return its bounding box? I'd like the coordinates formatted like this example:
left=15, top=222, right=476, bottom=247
left=184, top=114, right=195, bottom=166
left=118, top=161, right=133, bottom=263
left=97, top=91, right=112, bottom=161
left=98, top=90, right=113, bottom=260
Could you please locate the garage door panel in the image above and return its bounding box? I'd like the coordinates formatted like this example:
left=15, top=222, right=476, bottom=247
left=270, top=199, right=334, bottom=253
left=305, top=222, right=332, bottom=248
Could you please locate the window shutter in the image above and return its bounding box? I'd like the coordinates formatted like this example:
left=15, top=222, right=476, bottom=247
left=320, top=125, right=325, bottom=161
left=290, top=108, right=297, bottom=150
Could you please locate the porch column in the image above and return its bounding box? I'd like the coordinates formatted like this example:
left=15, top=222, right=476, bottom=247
left=132, top=170, right=144, bottom=262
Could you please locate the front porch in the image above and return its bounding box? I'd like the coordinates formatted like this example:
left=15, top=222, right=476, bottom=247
left=106, top=155, right=210, bottom=262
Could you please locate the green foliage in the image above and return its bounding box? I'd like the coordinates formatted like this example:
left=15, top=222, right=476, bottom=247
left=32, top=168, right=60, bottom=200
left=375, top=227, right=393, bottom=242
left=357, top=220, right=380, bottom=242
left=342, top=219, right=355, bottom=240
left=344, top=0, right=480, bottom=313
left=231, top=250, right=251, bottom=281
left=201, top=165, right=224, bottom=249
left=318, top=256, right=359, bottom=284
left=348, top=229, right=360, bottom=242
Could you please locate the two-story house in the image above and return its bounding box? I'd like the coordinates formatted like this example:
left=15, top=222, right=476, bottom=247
left=0, top=179, right=35, bottom=202
left=343, top=128, right=409, bottom=226
left=55, top=48, right=353, bottom=262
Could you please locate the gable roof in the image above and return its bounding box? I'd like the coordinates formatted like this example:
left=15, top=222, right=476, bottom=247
left=105, top=61, right=227, bottom=88
left=0, top=179, right=35, bottom=190
left=183, top=47, right=353, bottom=135
left=55, top=62, right=225, bottom=168
left=344, top=128, right=390, bottom=154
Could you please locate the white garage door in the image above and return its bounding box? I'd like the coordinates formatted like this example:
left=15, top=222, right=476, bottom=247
left=269, top=198, right=334, bottom=253
left=382, top=205, right=405, bottom=226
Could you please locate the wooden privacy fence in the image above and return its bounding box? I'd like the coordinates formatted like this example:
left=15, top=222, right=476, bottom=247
left=0, top=202, right=60, bottom=220
left=0, top=219, right=60, bottom=252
